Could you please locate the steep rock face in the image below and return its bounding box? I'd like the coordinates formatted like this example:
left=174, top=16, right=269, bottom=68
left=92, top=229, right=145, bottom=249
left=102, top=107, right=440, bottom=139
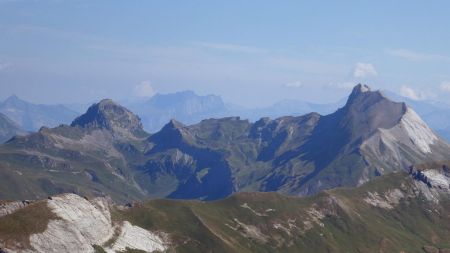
left=337, top=84, right=406, bottom=139
left=284, top=84, right=409, bottom=193
left=361, top=107, right=449, bottom=180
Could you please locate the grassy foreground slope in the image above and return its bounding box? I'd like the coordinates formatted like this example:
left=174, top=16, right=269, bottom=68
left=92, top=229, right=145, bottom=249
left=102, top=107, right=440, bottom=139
left=111, top=171, right=450, bottom=253
left=2, top=168, right=450, bottom=252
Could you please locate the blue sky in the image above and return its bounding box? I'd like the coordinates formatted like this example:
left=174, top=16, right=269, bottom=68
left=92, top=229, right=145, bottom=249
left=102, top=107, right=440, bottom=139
left=1, top=1, right=450, bottom=107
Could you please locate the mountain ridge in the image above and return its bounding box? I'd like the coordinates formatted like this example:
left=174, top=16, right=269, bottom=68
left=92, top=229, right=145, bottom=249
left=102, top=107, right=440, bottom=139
left=0, top=84, right=448, bottom=202
left=0, top=95, right=79, bottom=132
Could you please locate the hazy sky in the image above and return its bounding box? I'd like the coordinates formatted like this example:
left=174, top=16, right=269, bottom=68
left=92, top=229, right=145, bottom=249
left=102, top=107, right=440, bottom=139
left=1, top=1, right=450, bottom=107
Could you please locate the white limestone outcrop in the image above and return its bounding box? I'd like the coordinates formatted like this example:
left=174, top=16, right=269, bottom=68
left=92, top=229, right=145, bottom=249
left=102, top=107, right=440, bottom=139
left=1, top=194, right=168, bottom=253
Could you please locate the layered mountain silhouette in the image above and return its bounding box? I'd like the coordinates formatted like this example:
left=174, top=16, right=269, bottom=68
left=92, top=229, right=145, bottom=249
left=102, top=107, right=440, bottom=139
left=0, top=95, right=78, bottom=131
left=0, top=84, right=449, bottom=202
left=124, top=90, right=344, bottom=133
left=126, top=91, right=228, bottom=132
left=0, top=113, right=26, bottom=143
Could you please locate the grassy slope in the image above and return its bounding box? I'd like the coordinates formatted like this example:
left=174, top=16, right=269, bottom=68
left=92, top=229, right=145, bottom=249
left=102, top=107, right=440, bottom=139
left=113, top=172, right=450, bottom=253
left=0, top=126, right=148, bottom=203
left=0, top=201, right=57, bottom=249
left=1, top=172, right=450, bottom=252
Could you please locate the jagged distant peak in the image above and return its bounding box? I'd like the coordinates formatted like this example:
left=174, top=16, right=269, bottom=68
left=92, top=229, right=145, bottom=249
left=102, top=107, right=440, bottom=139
left=2, top=94, right=27, bottom=106
left=5, top=94, right=20, bottom=101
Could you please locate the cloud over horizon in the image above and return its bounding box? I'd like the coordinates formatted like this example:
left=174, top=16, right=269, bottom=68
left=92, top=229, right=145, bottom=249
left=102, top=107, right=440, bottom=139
left=134, top=81, right=156, bottom=98
left=352, top=63, right=378, bottom=79
left=400, top=85, right=435, bottom=101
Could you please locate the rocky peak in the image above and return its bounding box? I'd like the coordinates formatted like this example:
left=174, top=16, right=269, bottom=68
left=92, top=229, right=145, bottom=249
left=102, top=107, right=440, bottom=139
left=4, top=94, right=20, bottom=102
left=164, top=119, right=185, bottom=130
left=346, top=84, right=385, bottom=107
left=352, top=83, right=370, bottom=93
left=337, top=84, right=407, bottom=138
left=161, top=119, right=188, bottom=135
left=71, top=99, right=146, bottom=137
left=2, top=94, right=27, bottom=108
left=148, top=119, right=196, bottom=149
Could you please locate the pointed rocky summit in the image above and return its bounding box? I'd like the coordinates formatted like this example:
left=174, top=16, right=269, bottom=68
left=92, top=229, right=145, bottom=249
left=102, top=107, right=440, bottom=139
left=71, top=99, right=147, bottom=137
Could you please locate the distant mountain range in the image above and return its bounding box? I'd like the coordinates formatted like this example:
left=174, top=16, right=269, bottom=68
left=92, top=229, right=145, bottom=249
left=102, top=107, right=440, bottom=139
left=0, top=95, right=79, bottom=132
left=0, top=84, right=448, bottom=202
left=125, top=91, right=228, bottom=132
left=5, top=88, right=450, bottom=143
left=123, top=89, right=450, bottom=142
left=121, top=90, right=345, bottom=133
